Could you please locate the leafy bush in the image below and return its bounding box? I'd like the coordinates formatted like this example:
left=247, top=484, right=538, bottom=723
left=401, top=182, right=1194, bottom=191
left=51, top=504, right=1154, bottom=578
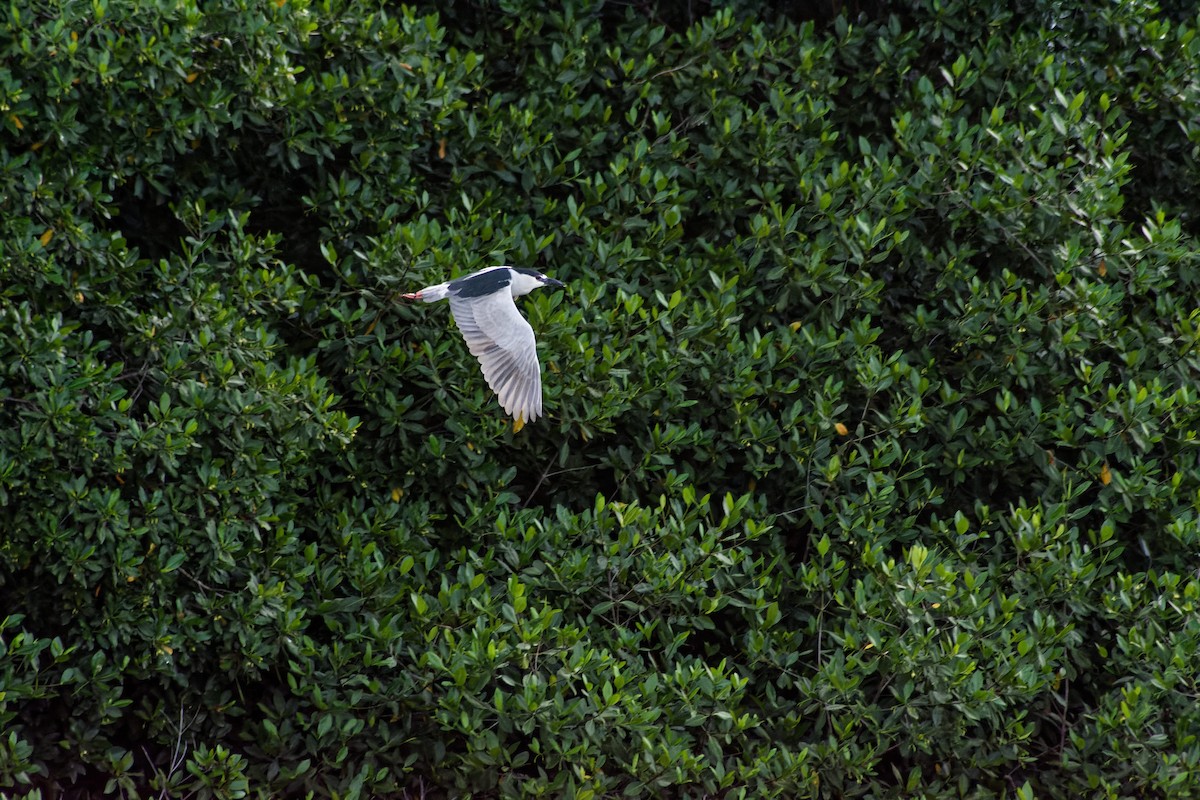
left=2, top=0, right=1200, bottom=796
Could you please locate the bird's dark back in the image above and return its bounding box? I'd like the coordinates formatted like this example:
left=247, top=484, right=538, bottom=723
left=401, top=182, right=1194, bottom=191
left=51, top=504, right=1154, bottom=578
left=450, top=268, right=512, bottom=299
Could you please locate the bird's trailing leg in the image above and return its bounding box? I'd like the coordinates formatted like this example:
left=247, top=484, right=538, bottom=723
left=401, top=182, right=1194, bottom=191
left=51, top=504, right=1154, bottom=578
left=401, top=283, right=450, bottom=303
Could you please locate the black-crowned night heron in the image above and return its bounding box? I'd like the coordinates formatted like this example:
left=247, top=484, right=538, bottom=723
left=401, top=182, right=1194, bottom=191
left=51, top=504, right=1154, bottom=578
left=403, top=266, right=565, bottom=427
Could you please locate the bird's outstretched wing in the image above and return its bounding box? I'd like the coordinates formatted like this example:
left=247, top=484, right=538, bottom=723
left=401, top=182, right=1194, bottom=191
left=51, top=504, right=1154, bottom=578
left=448, top=290, right=543, bottom=423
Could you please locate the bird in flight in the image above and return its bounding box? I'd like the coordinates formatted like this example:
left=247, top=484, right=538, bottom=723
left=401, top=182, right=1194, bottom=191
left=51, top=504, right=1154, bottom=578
left=403, top=266, right=565, bottom=428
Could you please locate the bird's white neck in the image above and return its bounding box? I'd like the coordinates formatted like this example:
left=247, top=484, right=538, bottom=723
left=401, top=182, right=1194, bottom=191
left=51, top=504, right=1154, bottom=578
left=508, top=269, right=542, bottom=297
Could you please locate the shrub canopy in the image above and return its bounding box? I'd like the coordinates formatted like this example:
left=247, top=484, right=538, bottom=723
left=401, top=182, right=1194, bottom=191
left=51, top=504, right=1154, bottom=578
left=3, top=0, right=1200, bottom=797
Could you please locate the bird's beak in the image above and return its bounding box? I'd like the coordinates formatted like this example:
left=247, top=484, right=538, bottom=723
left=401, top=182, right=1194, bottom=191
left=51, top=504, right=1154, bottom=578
left=545, top=278, right=565, bottom=289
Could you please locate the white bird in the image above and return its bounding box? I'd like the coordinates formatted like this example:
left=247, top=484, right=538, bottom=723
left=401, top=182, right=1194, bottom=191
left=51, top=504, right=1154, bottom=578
left=403, top=266, right=565, bottom=426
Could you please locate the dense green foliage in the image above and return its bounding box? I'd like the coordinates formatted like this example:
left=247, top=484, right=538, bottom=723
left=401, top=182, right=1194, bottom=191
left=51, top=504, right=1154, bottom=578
left=3, top=0, right=1200, bottom=796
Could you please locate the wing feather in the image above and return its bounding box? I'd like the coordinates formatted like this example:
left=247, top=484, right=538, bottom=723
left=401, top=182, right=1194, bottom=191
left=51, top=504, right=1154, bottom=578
left=449, top=290, right=543, bottom=422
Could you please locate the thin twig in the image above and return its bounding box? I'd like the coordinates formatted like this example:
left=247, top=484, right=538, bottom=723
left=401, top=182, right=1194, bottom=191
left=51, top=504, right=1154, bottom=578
left=522, top=463, right=594, bottom=508
left=522, top=458, right=556, bottom=509
left=1058, top=674, right=1070, bottom=754
left=648, top=57, right=701, bottom=82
